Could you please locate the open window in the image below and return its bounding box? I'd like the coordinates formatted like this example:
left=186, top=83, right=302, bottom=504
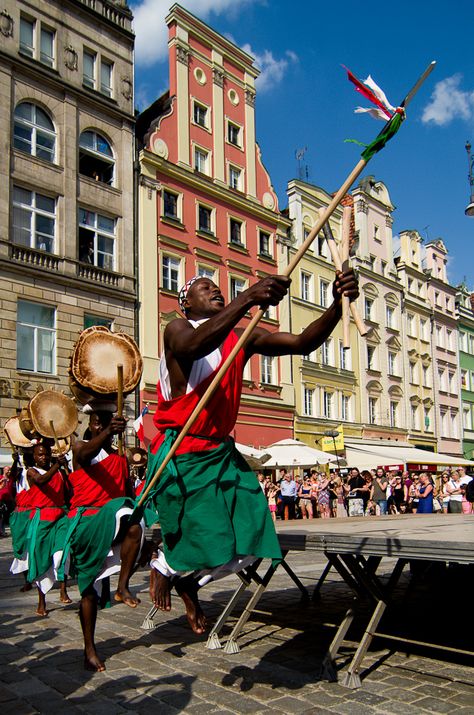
left=79, top=130, right=114, bottom=185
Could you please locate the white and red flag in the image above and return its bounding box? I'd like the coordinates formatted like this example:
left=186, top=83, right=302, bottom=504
left=133, top=404, right=149, bottom=443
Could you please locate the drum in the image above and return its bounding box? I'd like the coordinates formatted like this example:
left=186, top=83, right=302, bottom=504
left=127, top=446, right=147, bottom=468
left=3, top=416, right=34, bottom=449
left=69, top=326, right=142, bottom=402
left=51, top=435, right=73, bottom=457
left=25, top=390, right=78, bottom=440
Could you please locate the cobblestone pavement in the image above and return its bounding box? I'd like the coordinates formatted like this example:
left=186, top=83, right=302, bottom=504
left=1, top=528, right=473, bottom=714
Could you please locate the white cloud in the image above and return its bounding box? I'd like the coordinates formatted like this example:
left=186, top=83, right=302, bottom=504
left=132, top=0, right=255, bottom=67
left=241, top=44, right=298, bottom=92
left=422, top=74, right=474, bottom=126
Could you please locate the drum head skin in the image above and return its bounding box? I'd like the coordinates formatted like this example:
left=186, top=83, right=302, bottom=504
left=28, top=390, right=78, bottom=439
left=71, top=326, right=143, bottom=397
left=4, top=416, right=34, bottom=448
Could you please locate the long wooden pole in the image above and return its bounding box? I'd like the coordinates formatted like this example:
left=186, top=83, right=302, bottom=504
left=137, top=63, right=436, bottom=508
left=117, top=364, right=124, bottom=457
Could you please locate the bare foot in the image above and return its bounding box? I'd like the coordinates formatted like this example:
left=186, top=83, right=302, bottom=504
left=114, top=589, right=140, bottom=608
left=150, top=569, right=171, bottom=611
left=35, top=607, right=48, bottom=617
left=84, top=651, right=106, bottom=672
left=175, top=575, right=207, bottom=634
left=60, top=594, right=73, bottom=604
left=20, top=582, right=33, bottom=592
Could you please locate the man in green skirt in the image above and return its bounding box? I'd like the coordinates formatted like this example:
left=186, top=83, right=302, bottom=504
left=143, top=269, right=358, bottom=633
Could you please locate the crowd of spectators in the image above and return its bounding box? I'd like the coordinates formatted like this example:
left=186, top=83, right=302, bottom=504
left=257, top=466, right=474, bottom=519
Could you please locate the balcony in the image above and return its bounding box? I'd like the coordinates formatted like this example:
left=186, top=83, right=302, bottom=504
left=9, top=244, right=59, bottom=271
left=77, top=261, right=120, bottom=287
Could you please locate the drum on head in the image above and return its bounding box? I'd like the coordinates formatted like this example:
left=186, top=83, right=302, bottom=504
left=4, top=416, right=34, bottom=448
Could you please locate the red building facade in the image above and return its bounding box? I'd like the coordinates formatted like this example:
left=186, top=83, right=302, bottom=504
left=136, top=4, right=293, bottom=447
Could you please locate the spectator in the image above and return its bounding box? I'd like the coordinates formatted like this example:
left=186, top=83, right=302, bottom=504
left=388, top=474, right=405, bottom=514
left=266, top=482, right=279, bottom=523
left=298, top=478, right=313, bottom=519
left=415, top=472, right=434, bottom=514
left=372, top=467, right=389, bottom=515
left=279, top=471, right=298, bottom=520
left=347, top=468, right=366, bottom=517
left=446, top=471, right=463, bottom=513
left=315, top=473, right=331, bottom=519
left=439, top=472, right=450, bottom=513
left=0, top=466, right=15, bottom=537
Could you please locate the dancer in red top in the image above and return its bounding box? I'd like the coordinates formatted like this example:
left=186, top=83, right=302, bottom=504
left=63, top=408, right=143, bottom=672
left=143, top=270, right=358, bottom=632
left=10, top=443, right=71, bottom=616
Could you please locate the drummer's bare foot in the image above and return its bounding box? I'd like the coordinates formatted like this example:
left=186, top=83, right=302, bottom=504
left=114, top=588, right=140, bottom=608
left=175, top=575, right=207, bottom=634
left=84, top=649, right=105, bottom=672
left=36, top=588, right=47, bottom=617
left=60, top=583, right=72, bottom=604
left=36, top=605, right=48, bottom=617
left=20, top=582, right=32, bottom=592
left=151, top=569, right=171, bottom=611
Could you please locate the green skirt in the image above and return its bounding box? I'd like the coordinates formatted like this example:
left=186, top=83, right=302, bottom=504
left=10, top=509, right=31, bottom=560
left=140, top=432, right=281, bottom=572
left=64, top=497, right=134, bottom=596
left=10, top=508, right=68, bottom=583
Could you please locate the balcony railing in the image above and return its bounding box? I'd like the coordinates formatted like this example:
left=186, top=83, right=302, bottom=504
left=10, top=244, right=60, bottom=271
left=77, top=261, right=119, bottom=286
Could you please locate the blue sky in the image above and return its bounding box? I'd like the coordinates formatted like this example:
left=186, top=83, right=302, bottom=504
left=131, top=0, right=474, bottom=288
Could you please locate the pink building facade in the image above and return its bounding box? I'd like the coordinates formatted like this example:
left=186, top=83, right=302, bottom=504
left=136, top=4, right=293, bottom=447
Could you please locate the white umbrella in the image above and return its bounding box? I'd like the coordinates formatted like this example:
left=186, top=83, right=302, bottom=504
left=262, top=439, right=337, bottom=468
left=235, top=443, right=270, bottom=469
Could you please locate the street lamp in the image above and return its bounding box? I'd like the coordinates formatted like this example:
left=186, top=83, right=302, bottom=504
left=324, top=429, right=340, bottom=470
left=465, top=141, right=474, bottom=217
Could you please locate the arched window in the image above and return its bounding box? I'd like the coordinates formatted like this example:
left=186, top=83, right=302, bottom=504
left=79, top=130, right=114, bottom=185
left=13, top=102, right=56, bottom=163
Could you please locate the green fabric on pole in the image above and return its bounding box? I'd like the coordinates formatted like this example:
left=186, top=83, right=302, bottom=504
left=140, top=431, right=282, bottom=572
left=361, top=110, right=404, bottom=162
left=10, top=510, right=31, bottom=560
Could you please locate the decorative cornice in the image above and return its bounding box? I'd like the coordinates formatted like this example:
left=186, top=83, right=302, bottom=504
left=176, top=44, right=190, bottom=66
left=0, top=9, right=13, bottom=37
left=139, top=175, right=160, bottom=199
left=245, top=89, right=256, bottom=107
left=385, top=214, right=394, bottom=227
left=356, top=199, right=368, bottom=214
left=213, top=67, right=225, bottom=88
left=64, top=45, right=78, bottom=71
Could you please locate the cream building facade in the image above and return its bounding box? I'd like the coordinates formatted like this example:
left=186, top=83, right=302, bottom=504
left=351, top=177, right=407, bottom=442
left=285, top=180, right=361, bottom=449
left=0, top=0, right=136, bottom=455
left=394, top=230, right=437, bottom=451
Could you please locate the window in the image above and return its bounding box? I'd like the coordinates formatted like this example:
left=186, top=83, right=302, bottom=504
left=198, top=204, right=212, bottom=233
left=303, top=388, right=314, bottom=416
left=374, top=225, right=380, bottom=242
left=364, top=297, right=374, bottom=321
left=161, top=255, right=180, bottom=292
left=100, top=59, right=113, bottom=97
left=390, top=401, right=398, bottom=428
left=83, top=50, right=96, bottom=88
left=14, top=103, right=55, bottom=163
left=194, top=147, right=209, bottom=174
left=193, top=102, right=208, bottom=128
left=20, top=16, right=35, bottom=57
left=461, top=369, right=468, bottom=390
left=339, top=341, right=352, bottom=371
left=381, top=260, right=387, bottom=276
left=300, top=272, right=312, bottom=302
left=446, top=329, right=454, bottom=351
left=407, top=278, right=413, bottom=293
left=20, top=16, right=56, bottom=67
left=409, top=362, right=417, bottom=384
left=321, top=338, right=333, bottom=366
left=435, top=291, right=440, bottom=307
left=368, top=396, right=377, bottom=424
left=79, top=131, right=114, bottom=184
left=316, top=234, right=328, bottom=259
left=407, top=313, right=414, bottom=335
left=229, top=165, right=242, bottom=190
left=230, top=277, right=246, bottom=300
left=411, top=404, right=419, bottom=431
left=78, top=209, right=115, bottom=270
left=422, top=364, right=430, bottom=387
left=227, top=122, right=240, bottom=146
left=163, top=190, right=179, bottom=220
left=438, top=368, right=447, bottom=392
left=230, top=218, right=243, bottom=245
left=435, top=325, right=444, bottom=348
left=259, top=230, right=271, bottom=257
left=261, top=355, right=273, bottom=384
left=84, top=314, right=113, bottom=330
left=448, top=372, right=456, bottom=394
left=17, top=301, right=55, bottom=374
left=323, top=391, right=333, bottom=418
left=420, top=318, right=429, bottom=341
left=463, top=404, right=473, bottom=431
left=197, top=265, right=215, bottom=281
left=460, top=331, right=468, bottom=352
left=13, top=187, right=55, bottom=253
left=388, top=351, right=397, bottom=376
left=368, top=255, right=376, bottom=271
left=424, top=407, right=432, bottom=431
left=320, top=279, right=330, bottom=308
left=367, top=344, right=376, bottom=370
left=40, top=27, right=55, bottom=67
left=386, top=305, right=395, bottom=329
left=341, top=394, right=351, bottom=421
